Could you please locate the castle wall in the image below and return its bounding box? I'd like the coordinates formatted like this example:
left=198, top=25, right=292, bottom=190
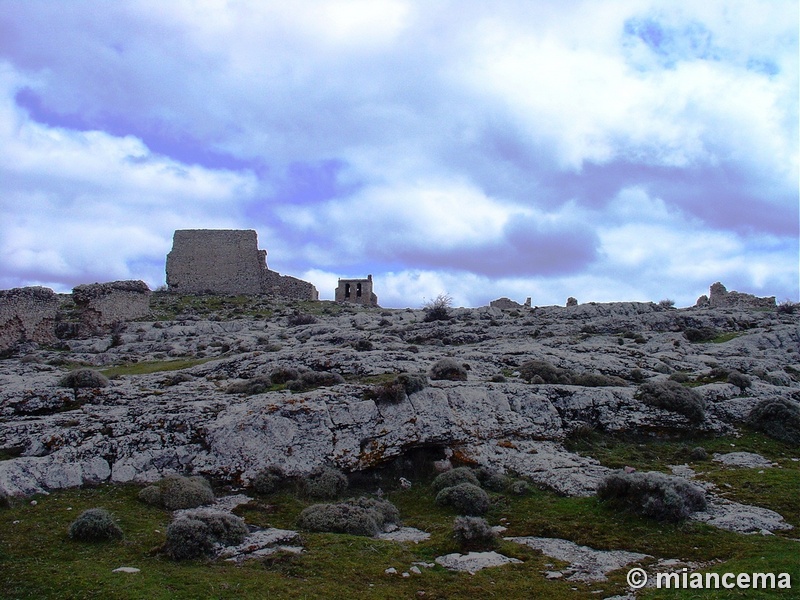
left=0, top=287, right=60, bottom=352
left=166, top=229, right=318, bottom=299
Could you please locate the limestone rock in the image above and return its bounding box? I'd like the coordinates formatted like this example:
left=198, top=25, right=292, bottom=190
left=435, top=551, right=522, bottom=573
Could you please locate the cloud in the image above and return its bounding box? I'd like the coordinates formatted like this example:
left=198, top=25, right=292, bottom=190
left=0, top=1, right=796, bottom=304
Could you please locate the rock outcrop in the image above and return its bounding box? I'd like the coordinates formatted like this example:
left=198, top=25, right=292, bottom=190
left=0, top=287, right=60, bottom=353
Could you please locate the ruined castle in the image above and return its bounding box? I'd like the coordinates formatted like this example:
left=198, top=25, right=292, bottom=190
left=166, top=229, right=319, bottom=300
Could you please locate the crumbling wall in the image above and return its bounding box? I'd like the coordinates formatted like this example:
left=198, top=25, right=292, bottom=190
left=72, top=280, right=151, bottom=333
left=490, top=297, right=531, bottom=310
left=0, top=287, right=60, bottom=352
left=166, top=229, right=318, bottom=300
left=335, top=275, right=378, bottom=306
left=696, top=282, right=776, bottom=309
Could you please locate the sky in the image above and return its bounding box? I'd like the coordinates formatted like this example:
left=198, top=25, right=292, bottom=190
left=0, top=1, right=797, bottom=308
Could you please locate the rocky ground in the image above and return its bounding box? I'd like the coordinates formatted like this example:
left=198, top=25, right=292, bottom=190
left=1, top=295, right=797, bottom=507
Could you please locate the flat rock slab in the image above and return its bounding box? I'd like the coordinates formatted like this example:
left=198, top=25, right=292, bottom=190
left=691, top=498, right=792, bottom=534
left=505, top=536, right=650, bottom=582
left=218, top=528, right=302, bottom=562
left=435, top=551, right=522, bottom=574
left=376, top=526, right=431, bottom=543
left=713, top=452, right=775, bottom=468
left=112, top=567, right=141, bottom=574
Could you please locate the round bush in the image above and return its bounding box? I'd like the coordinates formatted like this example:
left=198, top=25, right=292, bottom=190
left=509, top=479, right=530, bottom=496
left=429, top=358, right=468, bottom=381
left=435, top=483, right=490, bottom=516
left=251, top=466, right=287, bottom=495
left=270, top=367, right=300, bottom=385
left=572, top=372, right=627, bottom=387
left=518, top=360, right=572, bottom=384
left=0, top=489, right=10, bottom=509
left=747, top=398, right=800, bottom=446
left=68, top=508, right=123, bottom=542
left=58, top=369, right=109, bottom=389
left=597, top=471, right=707, bottom=522
left=288, top=371, right=345, bottom=391
left=303, top=466, right=348, bottom=499
left=138, top=475, right=214, bottom=510
left=225, top=376, right=272, bottom=395
left=164, top=511, right=247, bottom=560
left=432, top=467, right=480, bottom=492
left=452, top=516, right=497, bottom=551
left=689, top=447, right=709, bottom=461
left=298, top=504, right=379, bottom=536
left=396, top=372, right=429, bottom=395
left=727, top=371, right=752, bottom=391
left=473, top=467, right=508, bottom=492
left=636, top=380, right=705, bottom=423
left=369, top=381, right=407, bottom=404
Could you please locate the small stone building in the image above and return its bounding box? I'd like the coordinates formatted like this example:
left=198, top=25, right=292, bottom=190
left=165, top=229, right=318, bottom=300
left=696, top=282, right=776, bottom=309
left=335, top=275, right=378, bottom=306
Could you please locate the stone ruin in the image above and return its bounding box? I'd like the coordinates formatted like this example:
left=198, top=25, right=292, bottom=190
left=0, top=287, right=60, bottom=352
left=0, top=281, right=151, bottom=352
left=489, top=297, right=531, bottom=310
left=696, top=282, right=776, bottom=309
left=335, top=275, right=378, bottom=307
left=166, top=229, right=318, bottom=300
left=72, top=280, right=151, bottom=334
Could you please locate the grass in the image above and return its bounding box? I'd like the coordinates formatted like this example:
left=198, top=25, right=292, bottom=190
left=1, top=432, right=797, bottom=599
left=708, top=332, right=742, bottom=344
left=99, top=358, right=214, bottom=378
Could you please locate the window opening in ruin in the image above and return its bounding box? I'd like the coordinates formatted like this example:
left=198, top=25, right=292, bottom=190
left=345, top=283, right=351, bottom=298
left=356, top=283, right=362, bottom=298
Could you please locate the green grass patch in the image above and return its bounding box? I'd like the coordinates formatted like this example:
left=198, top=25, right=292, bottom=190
left=708, top=332, right=741, bottom=344
left=2, top=438, right=798, bottom=599
left=100, top=358, right=214, bottom=378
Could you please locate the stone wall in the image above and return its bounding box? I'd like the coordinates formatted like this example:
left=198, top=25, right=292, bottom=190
left=335, top=275, right=378, bottom=306
left=166, top=229, right=318, bottom=300
left=0, top=287, right=60, bottom=352
left=696, top=282, right=776, bottom=309
left=72, top=280, right=151, bottom=333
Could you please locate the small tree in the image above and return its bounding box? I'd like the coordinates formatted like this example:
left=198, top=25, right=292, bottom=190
left=423, top=294, right=452, bottom=322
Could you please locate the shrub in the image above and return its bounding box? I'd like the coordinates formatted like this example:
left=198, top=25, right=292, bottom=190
left=435, top=483, right=490, bottom=516
left=668, top=372, right=690, bottom=383
left=138, top=475, right=214, bottom=510
left=368, top=380, right=407, bottom=404
left=0, top=489, right=9, bottom=509
left=298, top=503, right=377, bottom=536
left=251, top=466, right=287, bottom=495
left=727, top=371, right=752, bottom=391
left=423, top=294, right=452, bottom=322
left=225, top=375, right=272, bottom=395
left=683, top=327, right=718, bottom=343
left=67, top=508, right=123, bottom=542
left=432, top=467, right=480, bottom=492
left=287, top=312, right=317, bottom=326
left=658, top=299, right=675, bottom=309
left=287, top=370, right=345, bottom=391
left=270, top=367, right=300, bottom=385
left=353, top=339, right=374, bottom=351
left=571, top=372, right=627, bottom=387
left=519, top=359, right=572, bottom=384
left=777, top=300, right=797, bottom=315
left=747, top=398, right=800, bottom=446
left=452, top=516, right=497, bottom=551
left=597, top=471, right=706, bottom=522
left=396, top=372, right=429, bottom=394
left=636, top=380, right=705, bottom=423
left=628, top=368, right=646, bottom=383
left=429, top=358, right=467, bottom=381
left=58, top=369, right=109, bottom=390
left=302, top=466, right=348, bottom=499
left=473, top=466, right=508, bottom=492
left=164, top=511, right=247, bottom=560
left=689, top=447, right=709, bottom=461
left=509, top=479, right=530, bottom=496
left=297, top=497, right=399, bottom=537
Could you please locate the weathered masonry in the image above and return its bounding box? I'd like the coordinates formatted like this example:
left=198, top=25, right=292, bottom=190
left=166, top=229, right=319, bottom=300
left=335, top=275, right=378, bottom=306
